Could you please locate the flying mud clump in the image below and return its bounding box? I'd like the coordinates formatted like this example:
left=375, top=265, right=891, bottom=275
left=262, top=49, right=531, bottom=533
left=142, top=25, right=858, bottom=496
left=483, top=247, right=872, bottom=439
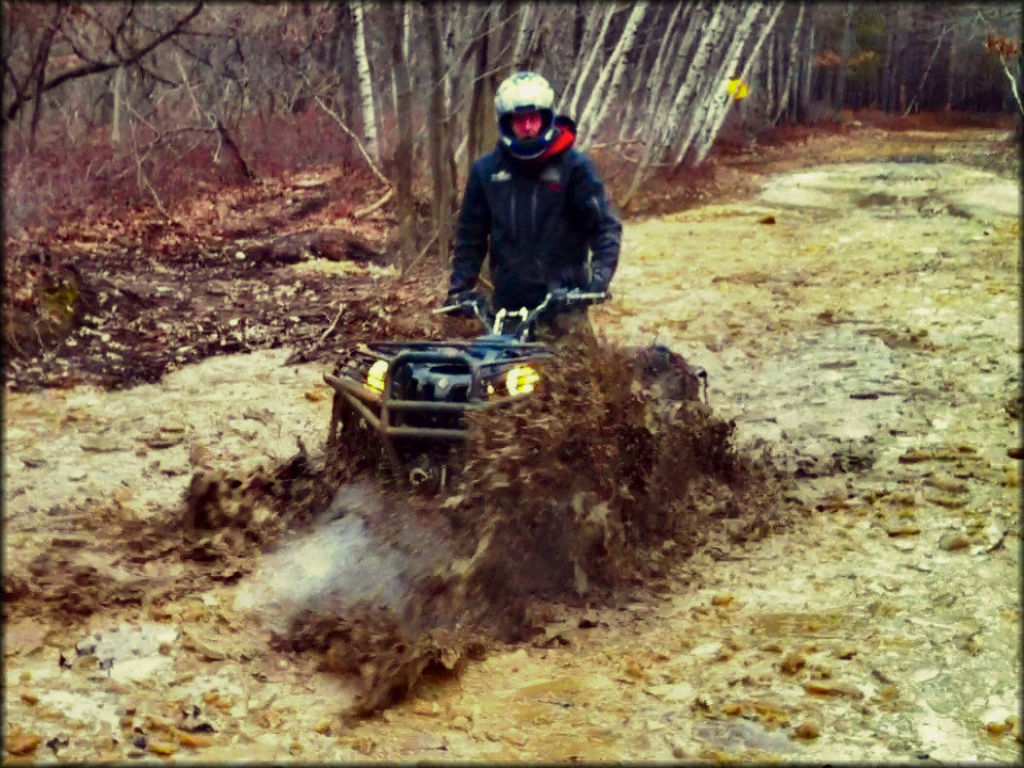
left=450, top=338, right=785, bottom=595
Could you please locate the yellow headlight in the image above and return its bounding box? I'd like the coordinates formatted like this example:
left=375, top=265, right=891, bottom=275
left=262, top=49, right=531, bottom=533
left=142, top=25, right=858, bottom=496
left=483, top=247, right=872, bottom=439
left=366, top=359, right=388, bottom=394
left=505, top=364, right=540, bottom=396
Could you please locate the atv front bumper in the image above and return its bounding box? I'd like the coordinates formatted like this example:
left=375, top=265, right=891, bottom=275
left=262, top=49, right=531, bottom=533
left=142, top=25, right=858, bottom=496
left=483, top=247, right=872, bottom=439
left=324, top=340, right=551, bottom=444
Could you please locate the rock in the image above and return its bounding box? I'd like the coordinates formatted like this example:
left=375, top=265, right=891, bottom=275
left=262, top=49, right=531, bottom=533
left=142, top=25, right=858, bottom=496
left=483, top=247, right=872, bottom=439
left=885, top=521, right=921, bottom=537
left=504, top=728, right=527, bottom=747
left=792, top=719, right=821, bottom=740
left=964, top=634, right=983, bottom=655
left=412, top=701, right=442, bottom=717
left=179, top=731, right=214, bottom=748
left=5, top=617, right=50, bottom=655
left=939, top=532, right=971, bottom=551
left=804, top=681, right=864, bottom=699
left=80, top=435, right=128, bottom=452
left=834, top=645, right=858, bottom=660
left=928, top=494, right=966, bottom=509
left=898, top=449, right=932, bottom=464
left=532, top=627, right=572, bottom=648
left=711, top=593, right=735, bottom=606
left=181, top=630, right=228, bottom=661
left=780, top=652, right=806, bottom=674
left=149, top=739, right=178, bottom=755
left=21, top=451, right=47, bottom=468
left=924, top=473, right=968, bottom=494
left=144, top=432, right=185, bottom=449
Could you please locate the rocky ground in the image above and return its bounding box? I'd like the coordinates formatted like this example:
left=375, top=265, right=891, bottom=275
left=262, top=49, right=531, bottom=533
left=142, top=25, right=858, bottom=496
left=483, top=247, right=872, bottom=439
left=3, top=124, right=1021, bottom=762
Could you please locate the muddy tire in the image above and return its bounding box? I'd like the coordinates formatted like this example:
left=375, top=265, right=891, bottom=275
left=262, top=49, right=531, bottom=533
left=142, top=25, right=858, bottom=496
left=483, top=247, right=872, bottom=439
left=326, top=392, right=398, bottom=484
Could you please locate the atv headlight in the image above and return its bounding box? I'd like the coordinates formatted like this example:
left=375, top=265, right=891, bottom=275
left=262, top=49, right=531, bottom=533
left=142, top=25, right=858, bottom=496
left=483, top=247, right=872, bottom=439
left=366, top=359, right=388, bottom=394
left=505, top=364, right=540, bottom=396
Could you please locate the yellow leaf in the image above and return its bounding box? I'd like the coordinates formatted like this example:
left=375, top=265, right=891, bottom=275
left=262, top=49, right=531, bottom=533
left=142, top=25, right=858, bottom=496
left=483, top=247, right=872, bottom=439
left=727, top=78, right=749, bottom=100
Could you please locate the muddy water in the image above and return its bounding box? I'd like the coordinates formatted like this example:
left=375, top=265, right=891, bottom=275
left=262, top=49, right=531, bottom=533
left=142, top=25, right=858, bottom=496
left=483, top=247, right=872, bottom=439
left=3, top=154, right=1020, bottom=762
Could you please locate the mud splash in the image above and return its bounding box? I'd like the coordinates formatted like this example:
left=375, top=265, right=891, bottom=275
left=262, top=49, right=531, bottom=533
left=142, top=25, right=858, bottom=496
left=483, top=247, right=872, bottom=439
left=215, top=339, right=790, bottom=715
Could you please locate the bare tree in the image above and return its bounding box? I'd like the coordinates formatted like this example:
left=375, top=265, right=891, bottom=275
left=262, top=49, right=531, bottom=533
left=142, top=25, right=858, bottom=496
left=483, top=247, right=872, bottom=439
left=424, top=2, right=456, bottom=264
left=771, top=2, right=807, bottom=123
left=2, top=3, right=203, bottom=150
left=385, top=3, right=416, bottom=272
left=560, top=5, right=617, bottom=117
left=576, top=1, right=649, bottom=146
left=352, top=1, right=379, bottom=164
left=693, top=2, right=784, bottom=165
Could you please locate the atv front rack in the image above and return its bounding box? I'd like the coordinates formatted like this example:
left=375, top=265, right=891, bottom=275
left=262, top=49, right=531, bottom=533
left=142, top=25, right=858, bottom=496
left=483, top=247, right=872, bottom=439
left=324, top=339, right=552, bottom=443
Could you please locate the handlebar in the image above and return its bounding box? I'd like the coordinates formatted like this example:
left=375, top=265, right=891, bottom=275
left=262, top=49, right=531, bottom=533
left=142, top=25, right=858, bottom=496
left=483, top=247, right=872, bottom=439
left=434, top=289, right=608, bottom=340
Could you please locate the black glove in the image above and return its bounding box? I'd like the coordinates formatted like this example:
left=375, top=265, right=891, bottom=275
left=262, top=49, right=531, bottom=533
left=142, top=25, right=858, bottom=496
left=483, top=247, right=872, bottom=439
left=443, top=289, right=483, bottom=318
left=585, top=276, right=609, bottom=297
left=549, top=287, right=570, bottom=309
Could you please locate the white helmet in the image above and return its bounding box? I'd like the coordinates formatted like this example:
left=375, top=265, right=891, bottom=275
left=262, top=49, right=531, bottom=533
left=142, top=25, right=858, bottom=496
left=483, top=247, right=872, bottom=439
left=494, top=71, right=557, bottom=159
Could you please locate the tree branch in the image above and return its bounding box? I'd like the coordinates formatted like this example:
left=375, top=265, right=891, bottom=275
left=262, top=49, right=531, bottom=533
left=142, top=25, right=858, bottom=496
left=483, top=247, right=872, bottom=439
left=313, top=95, right=390, bottom=187
left=4, top=3, right=203, bottom=122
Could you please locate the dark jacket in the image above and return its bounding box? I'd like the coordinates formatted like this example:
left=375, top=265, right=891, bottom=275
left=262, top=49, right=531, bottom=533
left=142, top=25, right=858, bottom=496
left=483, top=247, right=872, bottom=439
left=449, top=117, right=622, bottom=311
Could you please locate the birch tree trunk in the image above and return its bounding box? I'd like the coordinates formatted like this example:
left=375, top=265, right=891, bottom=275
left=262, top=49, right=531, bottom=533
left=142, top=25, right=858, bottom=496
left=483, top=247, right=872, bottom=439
left=653, top=4, right=707, bottom=121
left=904, top=25, right=949, bottom=116
left=111, top=65, right=125, bottom=148
left=693, top=2, right=783, bottom=165
left=561, top=5, right=616, bottom=117
left=614, top=10, right=662, bottom=141
left=522, top=4, right=550, bottom=70
left=402, top=2, right=411, bottom=61
left=669, top=4, right=753, bottom=165
left=772, top=2, right=806, bottom=123
left=619, top=3, right=726, bottom=209
left=510, top=2, right=534, bottom=69
left=352, top=1, right=379, bottom=164
left=629, top=3, right=685, bottom=130
left=665, top=4, right=742, bottom=163
left=577, top=1, right=648, bottom=145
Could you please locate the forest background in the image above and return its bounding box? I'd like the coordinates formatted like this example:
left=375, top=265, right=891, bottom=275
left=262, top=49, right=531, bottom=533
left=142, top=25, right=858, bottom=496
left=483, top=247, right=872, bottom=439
left=3, top=1, right=1021, bottom=271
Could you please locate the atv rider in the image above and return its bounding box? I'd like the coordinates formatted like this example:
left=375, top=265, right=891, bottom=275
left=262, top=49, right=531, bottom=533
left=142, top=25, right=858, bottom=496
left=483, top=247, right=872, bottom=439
left=444, top=71, right=622, bottom=343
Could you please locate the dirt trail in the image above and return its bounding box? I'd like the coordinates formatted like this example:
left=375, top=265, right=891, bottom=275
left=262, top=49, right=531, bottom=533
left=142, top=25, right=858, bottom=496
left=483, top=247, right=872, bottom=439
left=3, top=128, right=1021, bottom=762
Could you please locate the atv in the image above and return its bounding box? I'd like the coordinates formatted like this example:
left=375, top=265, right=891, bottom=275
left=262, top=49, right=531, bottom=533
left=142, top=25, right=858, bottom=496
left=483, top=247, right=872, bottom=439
left=324, top=289, right=607, bottom=491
